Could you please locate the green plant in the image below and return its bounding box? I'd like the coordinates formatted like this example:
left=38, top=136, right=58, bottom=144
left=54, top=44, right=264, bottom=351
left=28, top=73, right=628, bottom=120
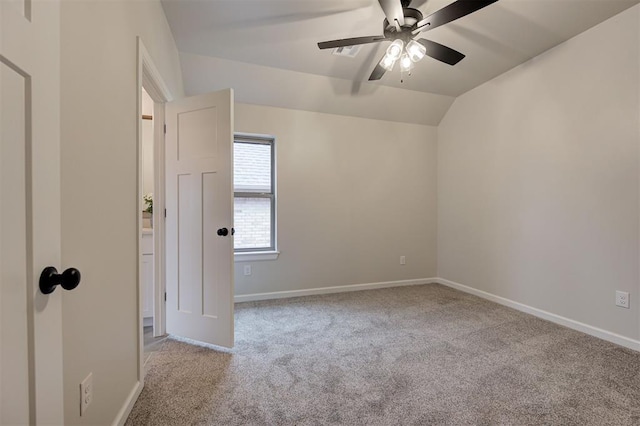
left=143, top=193, right=153, bottom=214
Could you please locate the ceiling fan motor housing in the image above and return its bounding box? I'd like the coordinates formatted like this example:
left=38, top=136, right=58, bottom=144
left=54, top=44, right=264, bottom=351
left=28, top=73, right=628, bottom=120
left=383, top=8, right=423, bottom=41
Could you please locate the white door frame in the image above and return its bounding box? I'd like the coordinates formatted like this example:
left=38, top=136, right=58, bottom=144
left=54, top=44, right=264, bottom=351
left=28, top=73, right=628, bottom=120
left=136, top=38, right=172, bottom=382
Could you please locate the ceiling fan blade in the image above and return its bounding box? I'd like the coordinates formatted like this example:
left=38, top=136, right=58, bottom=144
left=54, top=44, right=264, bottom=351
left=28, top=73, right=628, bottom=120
left=413, top=0, right=498, bottom=34
left=416, top=39, right=465, bottom=65
left=368, top=58, right=387, bottom=81
left=318, top=36, right=387, bottom=50
left=378, top=0, right=405, bottom=27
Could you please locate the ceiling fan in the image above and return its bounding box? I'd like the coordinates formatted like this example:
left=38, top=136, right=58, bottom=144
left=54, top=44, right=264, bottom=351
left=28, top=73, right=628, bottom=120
left=317, top=0, right=498, bottom=81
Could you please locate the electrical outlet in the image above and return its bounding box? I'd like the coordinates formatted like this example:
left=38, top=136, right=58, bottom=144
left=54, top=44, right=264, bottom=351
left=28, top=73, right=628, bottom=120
left=615, top=291, right=630, bottom=309
left=80, top=372, right=93, bottom=416
left=243, top=265, right=252, bottom=276
left=400, top=256, right=406, bottom=265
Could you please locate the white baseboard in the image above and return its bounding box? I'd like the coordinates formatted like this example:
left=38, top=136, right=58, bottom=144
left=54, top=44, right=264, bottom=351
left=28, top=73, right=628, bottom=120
left=236, top=277, right=639, bottom=352
left=234, top=278, right=437, bottom=303
left=435, top=277, right=640, bottom=352
left=112, top=380, right=143, bottom=426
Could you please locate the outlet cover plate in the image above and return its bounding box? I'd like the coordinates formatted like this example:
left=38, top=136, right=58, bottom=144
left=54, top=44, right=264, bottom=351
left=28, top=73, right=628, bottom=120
left=80, top=372, right=93, bottom=416
left=615, top=291, right=630, bottom=309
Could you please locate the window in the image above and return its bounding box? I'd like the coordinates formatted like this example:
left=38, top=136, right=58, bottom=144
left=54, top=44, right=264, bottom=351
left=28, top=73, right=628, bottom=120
left=234, top=134, right=276, bottom=253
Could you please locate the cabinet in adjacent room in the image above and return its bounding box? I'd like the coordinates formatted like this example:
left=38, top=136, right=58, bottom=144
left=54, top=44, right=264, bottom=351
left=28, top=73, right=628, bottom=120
left=142, top=230, right=154, bottom=320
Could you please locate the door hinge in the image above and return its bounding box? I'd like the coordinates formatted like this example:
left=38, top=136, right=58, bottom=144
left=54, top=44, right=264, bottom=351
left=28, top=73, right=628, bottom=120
left=164, top=292, right=167, bottom=302
left=163, top=123, right=166, bottom=134
left=164, top=208, right=167, bottom=218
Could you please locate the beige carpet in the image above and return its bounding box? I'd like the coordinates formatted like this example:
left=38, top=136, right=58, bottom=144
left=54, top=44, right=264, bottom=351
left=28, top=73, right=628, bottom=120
left=126, top=284, right=640, bottom=425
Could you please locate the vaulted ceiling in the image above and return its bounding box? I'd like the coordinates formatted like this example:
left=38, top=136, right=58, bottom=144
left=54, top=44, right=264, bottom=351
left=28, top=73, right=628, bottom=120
left=162, top=0, right=639, bottom=124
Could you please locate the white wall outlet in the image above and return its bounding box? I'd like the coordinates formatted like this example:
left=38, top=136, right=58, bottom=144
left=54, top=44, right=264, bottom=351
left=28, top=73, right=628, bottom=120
left=80, top=372, right=93, bottom=416
left=400, top=256, right=406, bottom=265
left=615, top=291, right=630, bottom=309
left=243, top=265, right=252, bottom=276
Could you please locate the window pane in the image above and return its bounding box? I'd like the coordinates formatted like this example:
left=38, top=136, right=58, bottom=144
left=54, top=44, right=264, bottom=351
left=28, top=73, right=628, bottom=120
left=234, top=197, right=272, bottom=250
left=234, top=142, right=271, bottom=193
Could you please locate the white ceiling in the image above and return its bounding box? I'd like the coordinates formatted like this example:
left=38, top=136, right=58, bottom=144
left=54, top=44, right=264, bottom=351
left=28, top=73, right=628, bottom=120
left=162, top=0, right=639, bottom=98
left=179, top=52, right=457, bottom=125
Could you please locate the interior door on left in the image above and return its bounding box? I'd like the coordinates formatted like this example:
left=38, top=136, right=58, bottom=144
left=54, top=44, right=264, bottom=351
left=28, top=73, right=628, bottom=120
left=0, top=0, right=64, bottom=424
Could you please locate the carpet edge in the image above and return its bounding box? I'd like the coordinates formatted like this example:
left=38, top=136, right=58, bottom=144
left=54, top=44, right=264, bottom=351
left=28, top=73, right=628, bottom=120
left=436, top=277, right=640, bottom=352
left=234, top=278, right=438, bottom=303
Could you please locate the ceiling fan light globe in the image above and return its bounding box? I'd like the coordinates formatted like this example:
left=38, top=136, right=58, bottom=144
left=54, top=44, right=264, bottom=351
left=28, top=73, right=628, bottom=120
left=386, top=39, right=404, bottom=61
left=380, top=54, right=397, bottom=71
left=406, top=40, right=426, bottom=62
left=400, top=53, right=413, bottom=72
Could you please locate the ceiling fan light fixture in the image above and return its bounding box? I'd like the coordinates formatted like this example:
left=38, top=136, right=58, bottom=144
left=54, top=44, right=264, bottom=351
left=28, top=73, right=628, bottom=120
left=406, top=40, right=426, bottom=62
left=380, top=54, right=397, bottom=71
left=386, top=39, right=404, bottom=61
left=400, top=53, right=413, bottom=72
left=318, top=0, right=500, bottom=82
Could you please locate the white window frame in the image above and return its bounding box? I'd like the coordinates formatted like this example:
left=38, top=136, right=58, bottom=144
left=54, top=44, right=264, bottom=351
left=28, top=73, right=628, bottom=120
left=233, top=133, right=279, bottom=262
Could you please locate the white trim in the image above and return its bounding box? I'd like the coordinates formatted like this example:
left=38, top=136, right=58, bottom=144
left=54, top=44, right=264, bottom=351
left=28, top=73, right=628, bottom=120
left=111, top=381, right=143, bottom=426
left=138, top=38, right=172, bottom=341
left=234, top=251, right=280, bottom=262
left=152, top=102, right=167, bottom=338
left=637, top=7, right=640, bottom=352
left=140, top=43, right=173, bottom=105
left=435, top=277, right=640, bottom=352
left=234, top=276, right=639, bottom=352
left=136, top=38, right=145, bottom=393
left=135, top=37, right=172, bottom=407
left=234, top=278, right=437, bottom=303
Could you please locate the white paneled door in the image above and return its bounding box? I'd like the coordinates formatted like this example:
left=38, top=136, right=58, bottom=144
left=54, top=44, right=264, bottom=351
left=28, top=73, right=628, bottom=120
left=165, top=90, right=234, bottom=348
left=1, top=0, right=64, bottom=424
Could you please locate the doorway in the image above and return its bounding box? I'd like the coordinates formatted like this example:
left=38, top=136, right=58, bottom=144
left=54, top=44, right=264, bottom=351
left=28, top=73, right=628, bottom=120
left=137, top=38, right=172, bottom=379
left=136, top=40, right=236, bottom=385
left=140, top=88, right=166, bottom=363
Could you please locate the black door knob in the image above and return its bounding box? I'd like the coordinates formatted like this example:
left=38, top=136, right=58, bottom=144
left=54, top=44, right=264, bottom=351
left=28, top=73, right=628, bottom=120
left=217, top=227, right=229, bottom=236
left=39, top=266, right=81, bottom=295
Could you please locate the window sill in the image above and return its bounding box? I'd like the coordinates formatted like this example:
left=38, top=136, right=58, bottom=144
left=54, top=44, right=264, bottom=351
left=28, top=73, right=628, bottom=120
left=234, top=251, right=280, bottom=262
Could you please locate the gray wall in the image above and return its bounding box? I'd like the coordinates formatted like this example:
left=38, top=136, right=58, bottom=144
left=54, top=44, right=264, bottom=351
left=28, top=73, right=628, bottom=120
left=57, top=3, right=640, bottom=424
left=234, top=103, right=439, bottom=296
left=437, top=5, right=640, bottom=340
left=60, top=1, right=184, bottom=424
